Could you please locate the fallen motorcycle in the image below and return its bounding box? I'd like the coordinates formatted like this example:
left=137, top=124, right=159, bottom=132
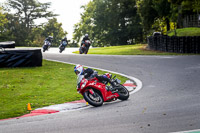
left=77, top=73, right=129, bottom=107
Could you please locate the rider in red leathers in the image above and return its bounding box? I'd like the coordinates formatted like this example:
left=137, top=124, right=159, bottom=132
left=74, top=64, right=116, bottom=90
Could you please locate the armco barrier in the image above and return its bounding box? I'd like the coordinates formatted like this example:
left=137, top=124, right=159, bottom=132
left=147, top=36, right=200, bottom=54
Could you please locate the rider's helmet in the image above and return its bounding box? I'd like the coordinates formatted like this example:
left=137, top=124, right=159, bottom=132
left=104, top=73, right=112, bottom=79
left=64, top=36, right=67, bottom=40
left=85, top=34, right=88, bottom=37
left=74, top=64, right=84, bottom=76
left=48, top=36, right=53, bottom=40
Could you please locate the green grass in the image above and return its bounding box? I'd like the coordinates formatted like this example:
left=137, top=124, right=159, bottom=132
left=0, top=60, right=128, bottom=120
left=74, top=44, right=190, bottom=55
left=168, top=27, right=200, bottom=36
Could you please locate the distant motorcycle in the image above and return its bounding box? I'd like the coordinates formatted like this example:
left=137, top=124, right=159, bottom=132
left=77, top=73, right=129, bottom=107
left=59, top=40, right=67, bottom=53
left=79, top=40, right=91, bottom=54
left=42, top=41, right=51, bottom=52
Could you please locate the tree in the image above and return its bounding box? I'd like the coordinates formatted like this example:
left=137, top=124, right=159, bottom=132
left=73, top=2, right=94, bottom=46
left=137, top=0, right=158, bottom=35
left=3, top=0, right=56, bottom=45
left=153, top=0, right=171, bottom=31
left=42, top=18, right=67, bottom=47
left=0, top=6, right=10, bottom=41
left=73, top=0, right=143, bottom=46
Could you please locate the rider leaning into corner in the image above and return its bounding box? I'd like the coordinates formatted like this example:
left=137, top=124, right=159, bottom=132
left=59, top=36, right=68, bottom=47
left=44, top=36, right=53, bottom=48
left=81, top=34, right=91, bottom=54
left=74, top=64, right=117, bottom=91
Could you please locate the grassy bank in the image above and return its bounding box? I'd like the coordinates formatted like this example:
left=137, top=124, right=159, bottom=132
left=0, top=60, right=128, bottom=119
left=168, top=27, right=200, bottom=36
left=74, top=44, right=190, bottom=55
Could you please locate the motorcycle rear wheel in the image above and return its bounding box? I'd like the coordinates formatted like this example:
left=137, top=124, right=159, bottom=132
left=117, top=84, right=129, bottom=100
left=83, top=90, right=103, bottom=107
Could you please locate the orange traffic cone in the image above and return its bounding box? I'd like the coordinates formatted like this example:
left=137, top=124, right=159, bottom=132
left=27, top=103, right=32, bottom=111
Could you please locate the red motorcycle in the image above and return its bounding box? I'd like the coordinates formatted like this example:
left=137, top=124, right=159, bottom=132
left=77, top=73, right=129, bottom=107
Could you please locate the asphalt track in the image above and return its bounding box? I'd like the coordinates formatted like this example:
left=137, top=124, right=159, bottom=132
left=1, top=48, right=200, bottom=133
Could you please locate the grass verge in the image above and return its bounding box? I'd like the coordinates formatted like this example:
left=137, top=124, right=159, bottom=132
left=0, top=60, right=128, bottom=120
left=74, top=44, right=194, bottom=55
left=167, top=27, right=200, bottom=36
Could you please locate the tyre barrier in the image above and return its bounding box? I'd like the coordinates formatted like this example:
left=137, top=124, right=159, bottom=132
left=147, top=36, right=200, bottom=54
left=0, top=48, right=42, bottom=67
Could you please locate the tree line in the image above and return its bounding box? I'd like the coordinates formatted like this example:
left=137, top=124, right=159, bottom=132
left=0, top=0, right=68, bottom=47
left=0, top=0, right=200, bottom=47
left=73, top=0, right=200, bottom=46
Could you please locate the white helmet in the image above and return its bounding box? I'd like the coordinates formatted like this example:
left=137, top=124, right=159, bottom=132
left=74, top=64, right=84, bottom=76
left=85, top=34, right=88, bottom=37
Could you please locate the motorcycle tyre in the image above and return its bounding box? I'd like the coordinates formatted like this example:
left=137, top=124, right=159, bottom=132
left=83, top=90, right=103, bottom=107
left=43, top=45, right=48, bottom=52
left=59, top=46, right=65, bottom=53
left=117, top=84, right=129, bottom=101
left=79, top=47, right=83, bottom=54
left=59, top=48, right=63, bottom=53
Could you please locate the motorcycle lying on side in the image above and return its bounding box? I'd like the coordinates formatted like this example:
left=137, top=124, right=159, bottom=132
left=43, top=41, right=51, bottom=52
left=79, top=40, right=91, bottom=54
left=77, top=73, right=129, bottom=107
left=59, top=41, right=67, bottom=53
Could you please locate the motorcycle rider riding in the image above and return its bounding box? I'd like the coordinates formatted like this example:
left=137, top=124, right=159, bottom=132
left=44, top=36, right=53, bottom=49
left=81, top=34, right=91, bottom=53
left=74, top=64, right=116, bottom=91
left=59, top=36, right=68, bottom=48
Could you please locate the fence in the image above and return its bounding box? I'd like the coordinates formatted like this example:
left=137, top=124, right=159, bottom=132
left=183, top=14, right=200, bottom=27
left=147, top=36, right=200, bottom=54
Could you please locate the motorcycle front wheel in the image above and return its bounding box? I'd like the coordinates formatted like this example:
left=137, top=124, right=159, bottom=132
left=79, top=47, right=83, bottom=54
left=59, top=48, right=63, bottom=53
left=59, top=46, right=65, bottom=53
left=117, top=84, right=129, bottom=100
left=43, top=45, right=48, bottom=52
left=83, top=89, right=103, bottom=107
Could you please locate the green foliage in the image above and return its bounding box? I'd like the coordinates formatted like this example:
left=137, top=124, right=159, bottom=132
left=42, top=18, right=67, bottom=47
left=73, top=0, right=143, bottom=47
left=137, top=0, right=158, bottom=34
left=30, top=27, right=45, bottom=47
left=69, top=40, right=79, bottom=47
left=0, top=7, right=10, bottom=41
left=73, top=0, right=199, bottom=45
left=1, top=0, right=199, bottom=46
left=2, top=0, right=58, bottom=46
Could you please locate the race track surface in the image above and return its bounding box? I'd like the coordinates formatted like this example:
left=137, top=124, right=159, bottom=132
left=1, top=49, right=200, bottom=133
